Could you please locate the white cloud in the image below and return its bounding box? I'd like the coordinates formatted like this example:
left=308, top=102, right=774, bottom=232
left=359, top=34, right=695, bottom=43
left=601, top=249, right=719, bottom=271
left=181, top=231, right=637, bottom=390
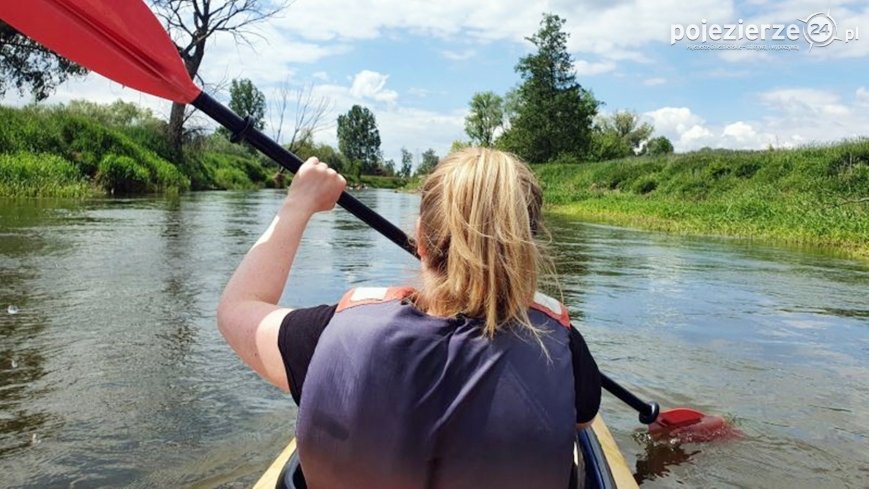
left=856, top=87, right=869, bottom=106
left=574, top=59, right=616, bottom=76
left=262, top=71, right=464, bottom=164
left=758, top=88, right=849, bottom=119
left=199, top=28, right=350, bottom=86
left=407, top=87, right=435, bottom=98
left=645, top=107, right=771, bottom=150
left=645, top=107, right=704, bottom=135
left=349, top=70, right=399, bottom=104
left=562, top=0, right=735, bottom=58
left=276, top=0, right=736, bottom=66
left=643, top=77, right=667, bottom=86
left=680, top=124, right=716, bottom=148
left=645, top=107, right=717, bottom=150
left=717, top=50, right=772, bottom=63
left=720, top=121, right=772, bottom=147
left=7, top=74, right=171, bottom=117
left=645, top=86, right=869, bottom=152
left=375, top=107, right=466, bottom=163
left=722, top=121, right=754, bottom=139
left=439, top=49, right=476, bottom=61
left=703, top=68, right=752, bottom=78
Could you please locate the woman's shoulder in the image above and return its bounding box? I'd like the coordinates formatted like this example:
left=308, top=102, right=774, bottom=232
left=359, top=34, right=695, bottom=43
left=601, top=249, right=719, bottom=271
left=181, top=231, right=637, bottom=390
left=336, top=286, right=415, bottom=312
left=529, top=291, right=571, bottom=328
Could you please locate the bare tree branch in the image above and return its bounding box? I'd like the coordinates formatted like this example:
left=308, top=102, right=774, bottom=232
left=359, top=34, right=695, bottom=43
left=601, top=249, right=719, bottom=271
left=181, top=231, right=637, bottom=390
left=269, top=76, right=292, bottom=143
left=148, top=0, right=289, bottom=156
left=287, top=83, right=333, bottom=152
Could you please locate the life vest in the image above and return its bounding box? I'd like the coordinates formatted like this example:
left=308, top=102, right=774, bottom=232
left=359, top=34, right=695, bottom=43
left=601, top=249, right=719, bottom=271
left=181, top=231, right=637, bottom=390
left=296, top=287, right=576, bottom=489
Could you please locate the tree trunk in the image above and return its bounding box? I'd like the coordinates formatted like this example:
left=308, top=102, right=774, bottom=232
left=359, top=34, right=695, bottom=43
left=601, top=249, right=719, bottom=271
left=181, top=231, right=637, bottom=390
left=168, top=101, right=186, bottom=163
left=166, top=42, right=204, bottom=165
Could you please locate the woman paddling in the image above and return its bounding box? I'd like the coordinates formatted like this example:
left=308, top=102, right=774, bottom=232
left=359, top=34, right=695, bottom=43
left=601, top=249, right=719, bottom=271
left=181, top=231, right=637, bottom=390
left=218, top=147, right=601, bottom=489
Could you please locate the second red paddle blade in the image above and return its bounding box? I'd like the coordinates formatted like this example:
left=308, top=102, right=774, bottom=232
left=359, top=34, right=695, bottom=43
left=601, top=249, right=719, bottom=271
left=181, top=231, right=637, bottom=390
left=650, top=408, right=743, bottom=443
left=0, top=0, right=200, bottom=103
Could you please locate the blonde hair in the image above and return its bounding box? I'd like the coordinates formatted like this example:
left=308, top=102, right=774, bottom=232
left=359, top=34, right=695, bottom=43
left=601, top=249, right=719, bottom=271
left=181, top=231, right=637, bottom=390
left=415, top=147, right=552, bottom=338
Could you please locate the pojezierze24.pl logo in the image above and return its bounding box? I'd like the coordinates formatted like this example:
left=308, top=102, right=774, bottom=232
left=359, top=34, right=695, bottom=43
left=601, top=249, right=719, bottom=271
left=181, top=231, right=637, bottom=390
left=671, top=11, right=859, bottom=51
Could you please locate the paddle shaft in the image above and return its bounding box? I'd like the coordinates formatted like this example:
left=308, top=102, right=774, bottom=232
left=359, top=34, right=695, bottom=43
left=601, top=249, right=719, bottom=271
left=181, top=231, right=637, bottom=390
left=194, top=91, right=660, bottom=425
left=601, top=374, right=660, bottom=424
left=193, top=92, right=417, bottom=256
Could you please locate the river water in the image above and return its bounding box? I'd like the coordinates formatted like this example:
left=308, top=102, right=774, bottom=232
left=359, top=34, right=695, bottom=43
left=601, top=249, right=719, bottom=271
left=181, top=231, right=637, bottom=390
left=0, top=189, right=866, bottom=488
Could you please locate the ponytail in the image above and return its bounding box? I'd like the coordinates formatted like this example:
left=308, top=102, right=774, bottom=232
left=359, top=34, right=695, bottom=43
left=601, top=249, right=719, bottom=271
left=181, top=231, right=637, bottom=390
left=416, top=147, right=551, bottom=338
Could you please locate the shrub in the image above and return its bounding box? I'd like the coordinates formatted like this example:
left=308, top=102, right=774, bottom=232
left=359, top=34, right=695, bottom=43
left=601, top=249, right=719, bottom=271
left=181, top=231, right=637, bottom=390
left=97, top=154, right=150, bottom=193
left=630, top=176, right=658, bottom=194
left=0, top=152, right=90, bottom=197
left=213, top=167, right=256, bottom=190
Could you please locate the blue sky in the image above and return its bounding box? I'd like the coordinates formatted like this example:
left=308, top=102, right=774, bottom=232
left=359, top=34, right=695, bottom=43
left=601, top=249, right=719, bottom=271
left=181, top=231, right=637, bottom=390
left=10, top=0, right=869, bottom=165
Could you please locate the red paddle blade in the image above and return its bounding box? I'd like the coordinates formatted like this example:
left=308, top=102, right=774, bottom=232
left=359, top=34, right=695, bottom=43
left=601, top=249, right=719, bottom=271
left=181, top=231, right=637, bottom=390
left=649, top=408, right=743, bottom=443
left=0, top=0, right=200, bottom=103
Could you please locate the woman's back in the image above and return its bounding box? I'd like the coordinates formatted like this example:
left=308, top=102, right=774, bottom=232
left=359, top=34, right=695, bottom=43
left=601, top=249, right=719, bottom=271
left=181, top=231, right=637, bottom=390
left=217, top=148, right=601, bottom=489
left=296, top=288, right=576, bottom=489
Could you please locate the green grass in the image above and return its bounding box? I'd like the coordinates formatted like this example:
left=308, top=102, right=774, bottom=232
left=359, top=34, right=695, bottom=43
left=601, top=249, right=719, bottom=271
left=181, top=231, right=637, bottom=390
left=535, top=142, right=869, bottom=258
left=0, top=152, right=92, bottom=198
left=358, top=175, right=410, bottom=189
left=0, top=103, right=426, bottom=197
left=0, top=104, right=191, bottom=195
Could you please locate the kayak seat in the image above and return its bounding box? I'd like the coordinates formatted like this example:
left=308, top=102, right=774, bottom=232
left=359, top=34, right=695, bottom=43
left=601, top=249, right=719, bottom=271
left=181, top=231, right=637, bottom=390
left=278, top=448, right=307, bottom=489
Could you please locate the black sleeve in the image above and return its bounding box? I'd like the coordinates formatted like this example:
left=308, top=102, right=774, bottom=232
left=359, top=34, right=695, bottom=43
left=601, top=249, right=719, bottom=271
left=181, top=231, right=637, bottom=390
left=277, top=304, right=337, bottom=405
left=569, top=326, right=601, bottom=424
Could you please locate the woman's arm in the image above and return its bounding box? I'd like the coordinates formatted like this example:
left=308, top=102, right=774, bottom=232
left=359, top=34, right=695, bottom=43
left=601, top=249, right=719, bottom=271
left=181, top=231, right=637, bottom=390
left=571, top=326, right=601, bottom=430
left=217, top=157, right=346, bottom=392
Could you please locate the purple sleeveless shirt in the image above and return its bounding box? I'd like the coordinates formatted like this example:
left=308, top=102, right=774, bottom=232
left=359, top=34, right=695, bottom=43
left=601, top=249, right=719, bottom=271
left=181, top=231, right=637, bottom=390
left=295, top=288, right=576, bottom=489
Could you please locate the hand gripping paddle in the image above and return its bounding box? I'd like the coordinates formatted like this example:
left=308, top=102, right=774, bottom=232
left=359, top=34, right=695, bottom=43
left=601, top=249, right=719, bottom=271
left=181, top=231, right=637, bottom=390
left=0, top=0, right=741, bottom=443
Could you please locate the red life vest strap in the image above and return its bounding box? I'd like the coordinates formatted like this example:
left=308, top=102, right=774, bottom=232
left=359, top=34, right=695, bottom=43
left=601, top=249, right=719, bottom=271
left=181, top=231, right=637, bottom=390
left=337, top=287, right=415, bottom=312
left=530, top=292, right=571, bottom=328
left=337, top=288, right=570, bottom=328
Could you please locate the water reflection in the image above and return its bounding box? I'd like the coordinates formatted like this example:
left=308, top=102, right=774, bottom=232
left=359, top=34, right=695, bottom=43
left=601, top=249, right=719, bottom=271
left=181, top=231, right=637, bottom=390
left=545, top=219, right=868, bottom=488
left=631, top=437, right=700, bottom=484
left=0, top=201, right=69, bottom=461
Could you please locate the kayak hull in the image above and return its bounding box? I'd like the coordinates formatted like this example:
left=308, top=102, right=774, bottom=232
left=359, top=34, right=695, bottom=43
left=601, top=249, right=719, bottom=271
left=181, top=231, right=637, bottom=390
left=253, top=415, right=637, bottom=489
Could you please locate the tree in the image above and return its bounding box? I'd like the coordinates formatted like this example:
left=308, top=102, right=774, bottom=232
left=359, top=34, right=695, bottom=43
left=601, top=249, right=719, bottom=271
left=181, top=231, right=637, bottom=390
left=66, top=99, right=157, bottom=127
left=0, top=21, right=87, bottom=101
left=498, top=13, right=599, bottom=163
left=293, top=137, right=349, bottom=175
left=590, top=128, right=631, bottom=161
left=602, top=111, right=653, bottom=152
left=645, top=136, right=674, bottom=156
left=269, top=80, right=332, bottom=153
left=450, top=140, right=471, bottom=153
left=337, top=105, right=381, bottom=174
left=502, top=89, right=521, bottom=130
left=464, top=91, right=504, bottom=147
left=592, top=111, right=654, bottom=160
left=151, top=0, right=287, bottom=158
left=415, top=149, right=439, bottom=176
left=227, top=78, right=266, bottom=130
left=399, top=148, right=413, bottom=178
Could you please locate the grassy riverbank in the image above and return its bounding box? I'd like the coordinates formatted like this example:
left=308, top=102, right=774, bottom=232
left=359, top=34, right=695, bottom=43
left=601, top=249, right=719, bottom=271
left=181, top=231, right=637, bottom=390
left=535, top=141, right=869, bottom=258
left=0, top=103, right=412, bottom=197
left=0, top=103, right=283, bottom=197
